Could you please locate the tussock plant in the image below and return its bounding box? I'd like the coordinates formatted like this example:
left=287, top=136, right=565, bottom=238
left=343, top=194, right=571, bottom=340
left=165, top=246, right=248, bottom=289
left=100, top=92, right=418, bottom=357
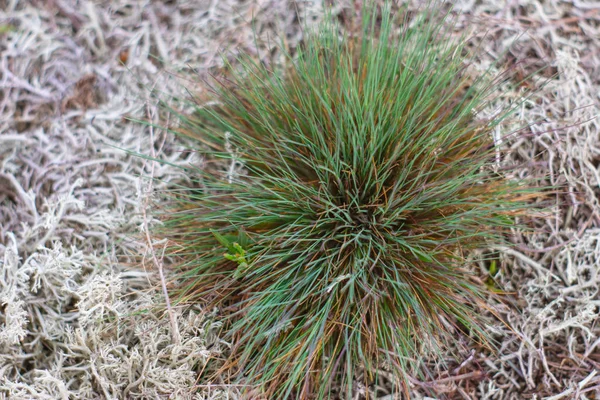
left=162, top=4, right=539, bottom=399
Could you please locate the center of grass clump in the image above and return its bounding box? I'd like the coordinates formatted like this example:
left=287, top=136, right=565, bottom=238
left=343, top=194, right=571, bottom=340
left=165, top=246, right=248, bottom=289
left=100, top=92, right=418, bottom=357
left=160, top=4, right=538, bottom=399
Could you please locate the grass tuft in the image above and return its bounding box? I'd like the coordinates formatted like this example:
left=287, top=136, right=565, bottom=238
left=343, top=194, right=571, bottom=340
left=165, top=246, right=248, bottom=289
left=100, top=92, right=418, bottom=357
left=160, top=4, right=541, bottom=398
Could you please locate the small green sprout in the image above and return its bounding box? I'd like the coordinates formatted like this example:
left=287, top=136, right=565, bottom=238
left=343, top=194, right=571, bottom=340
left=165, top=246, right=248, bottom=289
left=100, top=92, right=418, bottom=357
left=225, top=243, right=249, bottom=279
left=211, top=230, right=249, bottom=279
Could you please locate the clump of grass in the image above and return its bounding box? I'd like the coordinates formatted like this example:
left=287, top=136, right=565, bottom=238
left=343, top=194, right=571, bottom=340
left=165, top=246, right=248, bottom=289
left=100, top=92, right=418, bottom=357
left=162, top=4, right=538, bottom=398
